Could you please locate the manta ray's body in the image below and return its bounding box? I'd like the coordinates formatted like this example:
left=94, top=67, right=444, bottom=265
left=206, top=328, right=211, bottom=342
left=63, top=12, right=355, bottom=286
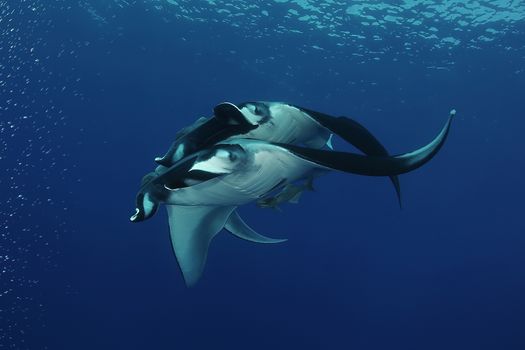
left=155, top=102, right=402, bottom=202
left=131, top=108, right=454, bottom=286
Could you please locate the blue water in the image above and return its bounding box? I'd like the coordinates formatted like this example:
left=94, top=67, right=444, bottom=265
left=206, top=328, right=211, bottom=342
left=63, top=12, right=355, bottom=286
left=2, top=1, right=525, bottom=349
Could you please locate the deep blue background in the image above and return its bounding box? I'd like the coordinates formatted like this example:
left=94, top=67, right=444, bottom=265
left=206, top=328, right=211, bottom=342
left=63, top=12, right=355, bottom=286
left=3, top=2, right=525, bottom=349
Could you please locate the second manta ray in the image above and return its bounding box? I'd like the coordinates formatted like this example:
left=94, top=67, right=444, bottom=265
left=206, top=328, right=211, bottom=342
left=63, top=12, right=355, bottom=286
left=131, top=109, right=455, bottom=286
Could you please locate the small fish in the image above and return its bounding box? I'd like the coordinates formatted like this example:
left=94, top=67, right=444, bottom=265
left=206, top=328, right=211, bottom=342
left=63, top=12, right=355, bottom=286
left=257, top=177, right=315, bottom=210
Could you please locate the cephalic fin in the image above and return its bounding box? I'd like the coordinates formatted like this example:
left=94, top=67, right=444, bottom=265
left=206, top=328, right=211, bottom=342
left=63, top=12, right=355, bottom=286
left=214, top=102, right=256, bottom=126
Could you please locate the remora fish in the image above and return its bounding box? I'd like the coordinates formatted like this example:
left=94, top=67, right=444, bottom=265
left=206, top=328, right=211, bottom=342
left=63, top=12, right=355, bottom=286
left=257, top=176, right=315, bottom=210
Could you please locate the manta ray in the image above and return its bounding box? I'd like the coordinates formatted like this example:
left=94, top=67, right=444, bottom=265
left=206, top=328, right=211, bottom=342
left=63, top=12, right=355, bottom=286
left=154, top=102, right=402, bottom=205
left=131, top=109, right=455, bottom=286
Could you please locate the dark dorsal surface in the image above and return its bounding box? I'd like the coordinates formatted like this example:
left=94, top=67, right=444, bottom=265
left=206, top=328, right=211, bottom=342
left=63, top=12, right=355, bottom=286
left=156, top=106, right=257, bottom=167
left=294, top=105, right=403, bottom=206
left=276, top=113, right=453, bottom=177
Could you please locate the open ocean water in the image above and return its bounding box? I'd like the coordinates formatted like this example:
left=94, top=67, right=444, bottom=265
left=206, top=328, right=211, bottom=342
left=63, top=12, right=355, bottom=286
left=1, top=1, right=525, bottom=349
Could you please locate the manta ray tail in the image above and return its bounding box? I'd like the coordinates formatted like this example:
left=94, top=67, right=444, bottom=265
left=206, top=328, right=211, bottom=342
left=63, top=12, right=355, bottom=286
left=279, top=110, right=454, bottom=177
left=295, top=106, right=402, bottom=207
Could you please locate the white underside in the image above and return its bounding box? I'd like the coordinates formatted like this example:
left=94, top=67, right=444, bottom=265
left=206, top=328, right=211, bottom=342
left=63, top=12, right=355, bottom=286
left=165, top=141, right=321, bottom=206
left=236, top=104, right=331, bottom=147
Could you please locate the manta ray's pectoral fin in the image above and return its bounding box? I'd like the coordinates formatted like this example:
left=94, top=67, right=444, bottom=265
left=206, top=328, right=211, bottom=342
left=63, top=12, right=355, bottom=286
left=277, top=111, right=454, bottom=177
left=166, top=205, right=236, bottom=287
left=295, top=105, right=402, bottom=207
left=225, top=210, right=287, bottom=244
left=214, top=102, right=257, bottom=127
left=174, top=117, right=209, bottom=141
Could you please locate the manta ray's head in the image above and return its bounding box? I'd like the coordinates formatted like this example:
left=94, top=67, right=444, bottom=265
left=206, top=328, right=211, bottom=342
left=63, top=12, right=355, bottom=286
left=132, top=144, right=249, bottom=222
left=161, top=143, right=249, bottom=192
left=237, top=102, right=272, bottom=124
left=237, top=101, right=305, bottom=125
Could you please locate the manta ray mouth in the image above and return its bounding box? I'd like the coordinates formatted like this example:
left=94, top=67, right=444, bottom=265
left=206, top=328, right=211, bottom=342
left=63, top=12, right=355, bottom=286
left=164, top=184, right=180, bottom=191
